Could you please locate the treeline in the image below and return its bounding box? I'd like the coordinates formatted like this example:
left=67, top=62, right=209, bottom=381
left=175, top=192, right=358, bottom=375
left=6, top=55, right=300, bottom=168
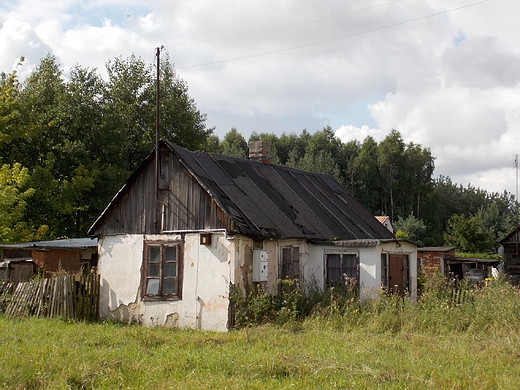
left=204, top=128, right=518, bottom=250
left=0, top=54, right=211, bottom=242
left=0, top=55, right=517, bottom=251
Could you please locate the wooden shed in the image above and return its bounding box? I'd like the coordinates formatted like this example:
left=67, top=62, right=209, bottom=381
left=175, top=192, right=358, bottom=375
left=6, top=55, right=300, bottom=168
left=417, top=246, right=456, bottom=275
left=499, top=227, right=520, bottom=284
left=0, top=238, right=98, bottom=279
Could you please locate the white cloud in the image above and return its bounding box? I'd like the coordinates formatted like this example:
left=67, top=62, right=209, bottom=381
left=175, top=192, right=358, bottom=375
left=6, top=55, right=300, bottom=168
left=139, top=12, right=159, bottom=32
left=1, top=0, right=519, bottom=196
left=336, top=125, right=386, bottom=143
left=0, top=18, right=52, bottom=73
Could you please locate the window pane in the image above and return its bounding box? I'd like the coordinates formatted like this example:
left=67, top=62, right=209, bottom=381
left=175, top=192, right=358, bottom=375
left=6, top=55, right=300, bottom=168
left=327, top=268, right=342, bottom=283
left=327, top=254, right=341, bottom=268
left=292, top=247, right=299, bottom=262
left=282, top=246, right=299, bottom=279
left=292, top=260, right=300, bottom=276
left=163, top=278, right=176, bottom=294
left=164, top=262, right=177, bottom=278
left=342, top=254, right=357, bottom=269
left=282, top=247, right=289, bottom=276
left=146, top=279, right=159, bottom=295
left=164, top=246, right=176, bottom=261
left=147, top=263, right=160, bottom=277
left=344, top=268, right=357, bottom=280
left=148, top=247, right=160, bottom=263
left=282, top=262, right=290, bottom=276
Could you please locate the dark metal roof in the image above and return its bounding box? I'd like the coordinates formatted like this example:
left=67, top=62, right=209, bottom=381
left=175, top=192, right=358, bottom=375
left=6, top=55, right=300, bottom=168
left=499, top=226, right=520, bottom=244
left=0, top=238, right=97, bottom=251
left=418, top=246, right=457, bottom=252
left=445, top=257, right=501, bottom=264
left=164, top=141, right=394, bottom=241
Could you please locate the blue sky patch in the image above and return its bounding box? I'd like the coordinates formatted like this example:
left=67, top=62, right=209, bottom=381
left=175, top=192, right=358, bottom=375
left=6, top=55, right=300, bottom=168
left=64, top=3, right=152, bottom=29
left=453, top=31, right=466, bottom=46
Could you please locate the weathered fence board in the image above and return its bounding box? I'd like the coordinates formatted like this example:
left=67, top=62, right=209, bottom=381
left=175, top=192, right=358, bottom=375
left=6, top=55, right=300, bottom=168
left=0, top=282, right=12, bottom=311
left=0, top=274, right=100, bottom=321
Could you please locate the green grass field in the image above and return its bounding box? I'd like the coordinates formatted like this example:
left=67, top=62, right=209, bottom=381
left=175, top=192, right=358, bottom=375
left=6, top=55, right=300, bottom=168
left=1, top=277, right=520, bottom=389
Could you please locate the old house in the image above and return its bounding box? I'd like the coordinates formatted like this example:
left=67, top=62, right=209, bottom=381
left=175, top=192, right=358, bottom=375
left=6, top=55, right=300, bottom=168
left=0, top=238, right=98, bottom=283
left=499, top=227, right=520, bottom=284
left=88, top=140, right=417, bottom=331
left=376, top=216, right=394, bottom=233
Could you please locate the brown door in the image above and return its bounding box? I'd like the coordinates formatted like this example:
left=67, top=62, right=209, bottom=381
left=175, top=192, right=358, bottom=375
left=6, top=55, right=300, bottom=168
left=388, top=254, right=404, bottom=294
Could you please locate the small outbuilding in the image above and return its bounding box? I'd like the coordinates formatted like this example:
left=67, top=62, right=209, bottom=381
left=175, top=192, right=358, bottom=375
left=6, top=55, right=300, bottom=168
left=499, top=226, right=520, bottom=284
left=0, top=238, right=98, bottom=282
left=88, top=141, right=418, bottom=331
left=417, top=246, right=456, bottom=275
left=418, top=246, right=500, bottom=282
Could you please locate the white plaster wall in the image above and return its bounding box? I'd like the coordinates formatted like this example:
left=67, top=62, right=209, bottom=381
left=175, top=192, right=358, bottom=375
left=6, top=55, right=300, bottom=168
left=247, top=241, right=417, bottom=300
left=184, top=233, right=233, bottom=331
left=98, top=234, right=143, bottom=319
left=97, top=233, right=233, bottom=331
left=358, top=246, right=380, bottom=293
left=306, top=244, right=325, bottom=288
left=304, top=245, right=381, bottom=292
left=302, top=244, right=417, bottom=298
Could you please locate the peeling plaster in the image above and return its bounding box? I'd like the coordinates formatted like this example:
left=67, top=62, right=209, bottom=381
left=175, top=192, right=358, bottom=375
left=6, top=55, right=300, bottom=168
left=107, top=301, right=142, bottom=325
left=97, top=233, right=417, bottom=331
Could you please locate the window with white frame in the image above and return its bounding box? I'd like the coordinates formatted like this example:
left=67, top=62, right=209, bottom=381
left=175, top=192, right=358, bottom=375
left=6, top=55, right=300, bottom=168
left=326, top=252, right=359, bottom=288
left=142, top=240, right=183, bottom=300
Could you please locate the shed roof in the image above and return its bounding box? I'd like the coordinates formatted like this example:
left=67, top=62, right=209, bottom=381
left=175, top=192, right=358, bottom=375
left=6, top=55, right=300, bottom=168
left=89, top=141, right=394, bottom=241
left=499, top=226, right=520, bottom=244
left=0, top=238, right=97, bottom=252
left=418, top=246, right=457, bottom=252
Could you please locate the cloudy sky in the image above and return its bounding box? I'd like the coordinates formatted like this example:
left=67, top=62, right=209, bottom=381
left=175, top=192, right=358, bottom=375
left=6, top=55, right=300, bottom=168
left=1, top=0, right=519, bottom=196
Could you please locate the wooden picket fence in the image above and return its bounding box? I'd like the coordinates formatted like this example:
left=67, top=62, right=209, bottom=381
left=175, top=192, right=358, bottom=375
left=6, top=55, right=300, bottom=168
left=0, top=273, right=100, bottom=321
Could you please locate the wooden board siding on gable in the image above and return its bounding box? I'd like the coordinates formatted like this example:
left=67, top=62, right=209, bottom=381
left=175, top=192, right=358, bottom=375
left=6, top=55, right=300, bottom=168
left=159, top=152, right=233, bottom=233
left=95, top=160, right=157, bottom=235
left=92, top=151, right=234, bottom=236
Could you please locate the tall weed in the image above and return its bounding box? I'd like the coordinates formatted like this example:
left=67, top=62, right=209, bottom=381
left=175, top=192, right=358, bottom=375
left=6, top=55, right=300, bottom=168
left=232, top=275, right=520, bottom=337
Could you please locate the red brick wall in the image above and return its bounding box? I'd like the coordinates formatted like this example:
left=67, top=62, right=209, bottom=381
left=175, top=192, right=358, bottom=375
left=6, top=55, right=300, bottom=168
left=420, top=252, right=442, bottom=268
left=418, top=249, right=456, bottom=274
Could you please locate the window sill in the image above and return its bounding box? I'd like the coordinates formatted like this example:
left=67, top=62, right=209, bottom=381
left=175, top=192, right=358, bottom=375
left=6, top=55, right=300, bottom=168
left=141, top=296, right=182, bottom=302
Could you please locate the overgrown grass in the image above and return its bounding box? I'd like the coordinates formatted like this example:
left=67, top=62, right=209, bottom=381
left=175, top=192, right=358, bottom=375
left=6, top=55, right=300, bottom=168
left=455, top=251, right=503, bottom=260
left=1, top=277, right=520, bottom=389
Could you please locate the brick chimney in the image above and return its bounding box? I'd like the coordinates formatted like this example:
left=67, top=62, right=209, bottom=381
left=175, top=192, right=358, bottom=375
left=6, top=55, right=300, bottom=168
left=249, top=141, right=271, bottom=163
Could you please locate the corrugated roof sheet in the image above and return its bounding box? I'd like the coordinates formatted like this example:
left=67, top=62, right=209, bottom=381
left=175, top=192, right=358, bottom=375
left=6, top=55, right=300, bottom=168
left=418, top=246, right=457, bottom=252
left=0, top=238, right=97, bottom=251
left=166, top=141, right=394, bottom=241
